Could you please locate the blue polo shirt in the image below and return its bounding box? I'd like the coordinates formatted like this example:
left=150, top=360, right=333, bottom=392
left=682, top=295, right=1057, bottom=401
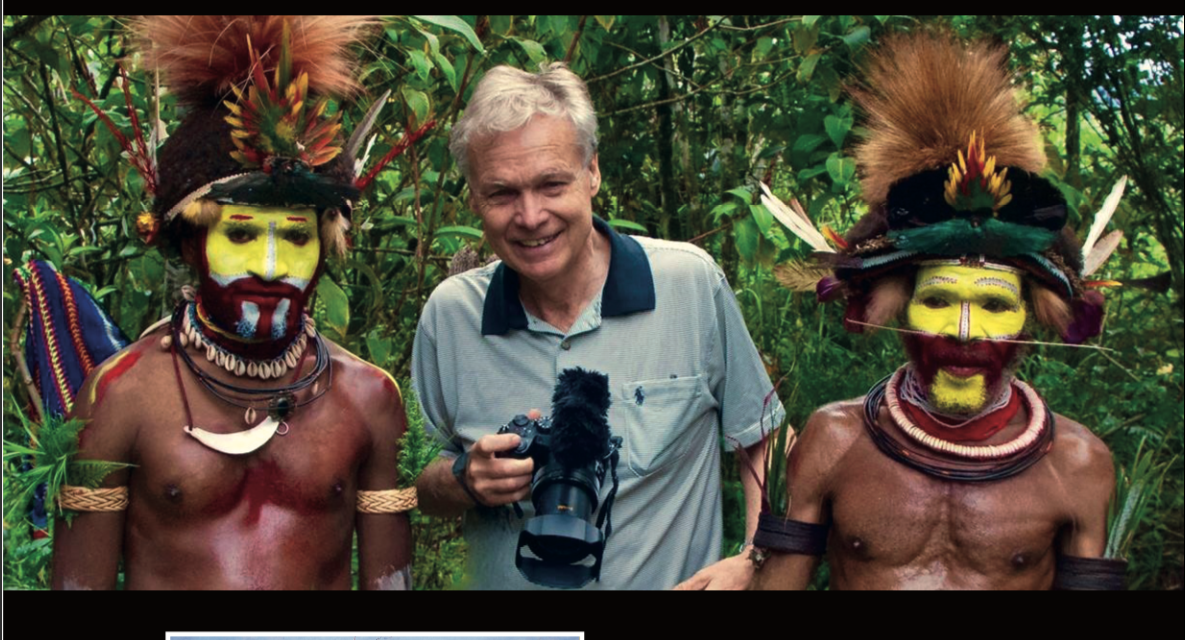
left=412, top=216, right=784, bottom=589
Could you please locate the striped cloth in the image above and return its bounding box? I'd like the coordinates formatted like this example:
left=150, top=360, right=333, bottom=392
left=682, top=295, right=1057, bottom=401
left=12, top=259, right=129, bottom=529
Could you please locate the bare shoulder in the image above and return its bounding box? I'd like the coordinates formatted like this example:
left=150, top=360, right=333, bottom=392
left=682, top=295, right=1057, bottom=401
left=1048, top=413, right=1114, bottom=487
left=323, top=339, right=406, bottom=435
left=70, top=329, right=173, bottom=459
left=789, top=398, right=868, bottom=488
left=795, top=398, right=867, bottom=461
left=75, top=329, right=172, bottom=418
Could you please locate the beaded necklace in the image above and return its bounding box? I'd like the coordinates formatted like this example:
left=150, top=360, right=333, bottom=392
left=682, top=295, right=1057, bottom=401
left=862, top=366, right=1055, bottom=482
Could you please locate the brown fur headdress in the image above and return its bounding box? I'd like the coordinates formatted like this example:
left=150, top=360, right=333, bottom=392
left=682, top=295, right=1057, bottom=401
left=132, top=16, right=371, bottom=107
left=850, top=32, right=1046, bottom=209
left=762, top=31, right=1124, bottom=345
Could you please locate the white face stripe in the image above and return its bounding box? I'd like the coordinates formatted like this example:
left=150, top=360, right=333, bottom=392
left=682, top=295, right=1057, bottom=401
left=959, top=301, right=971, bottom=342
left=210, top=272, right=248, bottom=287
left=974, top=276, right=1021, bottom=298
left=265, top=220, right=278, bottom=281
left=270, top=298, right=290, bottom=339
left=237, top=301, right=260, bottom=339
left=281, top=275, right=311, bottom=291
left=918, top=275, right=959, bottom=290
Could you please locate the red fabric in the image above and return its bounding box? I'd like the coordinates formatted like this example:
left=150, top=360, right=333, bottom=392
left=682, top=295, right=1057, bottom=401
left=899, top=381, right=1023, bottom=443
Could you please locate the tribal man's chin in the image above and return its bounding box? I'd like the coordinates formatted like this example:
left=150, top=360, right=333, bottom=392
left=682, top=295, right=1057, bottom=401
left=201, top=291, right=307, bottom=343
left=901, top=332, right=1027, bottom=413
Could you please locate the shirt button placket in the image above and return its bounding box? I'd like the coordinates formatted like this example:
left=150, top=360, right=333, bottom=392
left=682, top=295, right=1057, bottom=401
left=557, top=336, right=576, bottom=375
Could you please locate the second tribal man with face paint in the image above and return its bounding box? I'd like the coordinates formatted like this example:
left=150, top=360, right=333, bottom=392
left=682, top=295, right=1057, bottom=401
left=751, top=33, right=1124, bottom=590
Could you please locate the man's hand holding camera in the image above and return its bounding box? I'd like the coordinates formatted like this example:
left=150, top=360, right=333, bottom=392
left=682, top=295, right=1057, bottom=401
left=462, top=432, right=534, bottom=507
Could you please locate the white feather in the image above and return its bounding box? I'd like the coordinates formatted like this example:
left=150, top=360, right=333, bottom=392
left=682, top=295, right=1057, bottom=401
left=1082, top=176, right=1127, bottom=259
left=346, top=89, right=391, bottom=178
left=1084, top=230, right=1124, bottom=277
left=759, top=183, right=834, bottom=253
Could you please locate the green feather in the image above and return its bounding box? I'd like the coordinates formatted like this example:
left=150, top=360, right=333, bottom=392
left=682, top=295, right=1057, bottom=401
left=888, top=217, right=1057, bottom=257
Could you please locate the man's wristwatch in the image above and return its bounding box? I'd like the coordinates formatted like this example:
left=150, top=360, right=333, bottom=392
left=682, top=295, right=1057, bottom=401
left=451, top=450, right=484, bottom=507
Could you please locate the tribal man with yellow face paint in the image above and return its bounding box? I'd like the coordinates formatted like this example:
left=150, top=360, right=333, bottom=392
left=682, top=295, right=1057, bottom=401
left=902, top=262, right=1029, bottom=416
left=752, top=33, right=1123, bottom=591
left=54, top=16, right=423, bottom=591
left=199, top=205, right=321, bottom=348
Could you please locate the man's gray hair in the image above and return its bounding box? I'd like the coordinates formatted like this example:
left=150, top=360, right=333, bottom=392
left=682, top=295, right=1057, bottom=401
left=449, top=62, right=598, bottom=179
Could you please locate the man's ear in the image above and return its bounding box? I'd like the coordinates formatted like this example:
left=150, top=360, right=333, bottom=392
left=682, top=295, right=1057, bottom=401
left=588, top=153, right=601, bottom=197
left=179, top=230, right=202, bottom=269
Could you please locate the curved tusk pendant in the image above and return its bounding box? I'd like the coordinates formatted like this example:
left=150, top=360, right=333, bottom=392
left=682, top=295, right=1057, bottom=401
left=183, top=416, right=282, bottom=455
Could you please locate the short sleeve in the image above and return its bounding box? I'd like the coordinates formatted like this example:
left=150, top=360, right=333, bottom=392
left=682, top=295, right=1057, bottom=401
left=707, top=274, right=785, bottom=449
left=410, top=296, right=462, bottom=456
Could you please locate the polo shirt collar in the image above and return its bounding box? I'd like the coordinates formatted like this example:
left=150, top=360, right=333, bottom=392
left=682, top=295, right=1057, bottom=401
left=482, top=216, right=655, bottom=335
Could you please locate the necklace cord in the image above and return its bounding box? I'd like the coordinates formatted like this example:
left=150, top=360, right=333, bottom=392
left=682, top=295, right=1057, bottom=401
left=170, top=339, right=195, bottom=428
left=169, top=301, right=333, bottom=413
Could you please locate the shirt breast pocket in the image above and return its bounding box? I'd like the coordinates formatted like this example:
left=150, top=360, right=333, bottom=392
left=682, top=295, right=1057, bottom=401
left=619, top=375, right=712, bottom=477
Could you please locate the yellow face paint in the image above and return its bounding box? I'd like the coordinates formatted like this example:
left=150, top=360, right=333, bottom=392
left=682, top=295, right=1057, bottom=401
left=929, top=369, right=988, bottom=415
left=906, top=264, right=1026, bottom=342
left=205, top=204, right=320, bottom=289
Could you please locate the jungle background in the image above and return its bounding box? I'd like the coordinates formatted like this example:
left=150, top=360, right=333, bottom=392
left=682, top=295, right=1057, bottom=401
left=2, top=15, right=1181, bottom=590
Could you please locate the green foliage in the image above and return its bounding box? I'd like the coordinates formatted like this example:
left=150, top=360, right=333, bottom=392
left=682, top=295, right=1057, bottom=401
left=395, top=383, right=443, bottom=488
left=3, top=400, right=132, bottom=529
left=1107, top=437, right=1178, bottom=561
left=396, top=382, right=467, bottom=590
left=3, top=400, right=132, bottom=589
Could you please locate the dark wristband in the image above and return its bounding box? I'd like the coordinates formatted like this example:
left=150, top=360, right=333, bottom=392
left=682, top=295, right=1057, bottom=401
left=753, top=511, right=829, bottom=556
left=451, top=450, right=484, bottom=507
left=1054, top=554, right=1128, bottom=590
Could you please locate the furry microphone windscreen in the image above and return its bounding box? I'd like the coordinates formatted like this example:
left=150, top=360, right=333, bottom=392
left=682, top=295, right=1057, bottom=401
left=550, top=367, right=612, bottom=469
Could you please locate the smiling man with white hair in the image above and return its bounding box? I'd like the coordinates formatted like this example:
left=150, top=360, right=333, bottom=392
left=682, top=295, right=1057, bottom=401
left=413, top=63, right=784, bottom=590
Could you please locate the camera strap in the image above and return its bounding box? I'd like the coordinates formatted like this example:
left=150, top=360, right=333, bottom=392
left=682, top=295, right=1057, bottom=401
left=596, top=448, right=621, bottom=541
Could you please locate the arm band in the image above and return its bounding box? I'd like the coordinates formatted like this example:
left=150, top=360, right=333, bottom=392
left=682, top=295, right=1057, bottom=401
left=357, top=488, right=417, bottom=513
left=753, top=511, right=829, bottom=556
left=1053, top=554, right=1128, bottom=590
left=59, top=486, right=419, bottom=514
left=59, top=485, right=128, bottom=512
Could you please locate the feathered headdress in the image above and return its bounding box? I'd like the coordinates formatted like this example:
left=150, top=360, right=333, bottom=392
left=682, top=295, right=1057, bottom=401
left=77, top=16, right=434, bottom=256
left=764, top=32, right=1124, bottom=344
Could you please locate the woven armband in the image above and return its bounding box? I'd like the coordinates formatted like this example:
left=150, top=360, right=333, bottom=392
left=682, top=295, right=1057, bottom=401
left=753, top=512, right=829, bottom=555
left=59, top=485, right=129, bottom=512
left=1053, top=554, right=1127, bottom=590
left=357, top=488, right=417, bottom=513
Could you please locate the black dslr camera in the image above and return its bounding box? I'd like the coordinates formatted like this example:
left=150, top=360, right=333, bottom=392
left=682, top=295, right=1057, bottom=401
left=496, top=368, right=623, bottom=589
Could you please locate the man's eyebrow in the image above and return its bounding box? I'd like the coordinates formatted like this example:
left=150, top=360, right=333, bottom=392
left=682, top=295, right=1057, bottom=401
left=537, top=169, right=576, bottom=182
left=285, top=216, right=310, bottom=223
left=229, top=214, right=254, bottom=221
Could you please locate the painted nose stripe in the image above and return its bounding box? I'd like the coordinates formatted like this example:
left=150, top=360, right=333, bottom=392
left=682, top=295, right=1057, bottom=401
left=959, top=301, right=971, bottom=342
left=265, top=221, right=277, bottom=280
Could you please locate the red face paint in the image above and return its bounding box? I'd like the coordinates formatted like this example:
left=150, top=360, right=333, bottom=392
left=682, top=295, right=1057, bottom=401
left=194, top=228, right=316, bottom=360
left=902, top=332, right=1026, bottom=401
